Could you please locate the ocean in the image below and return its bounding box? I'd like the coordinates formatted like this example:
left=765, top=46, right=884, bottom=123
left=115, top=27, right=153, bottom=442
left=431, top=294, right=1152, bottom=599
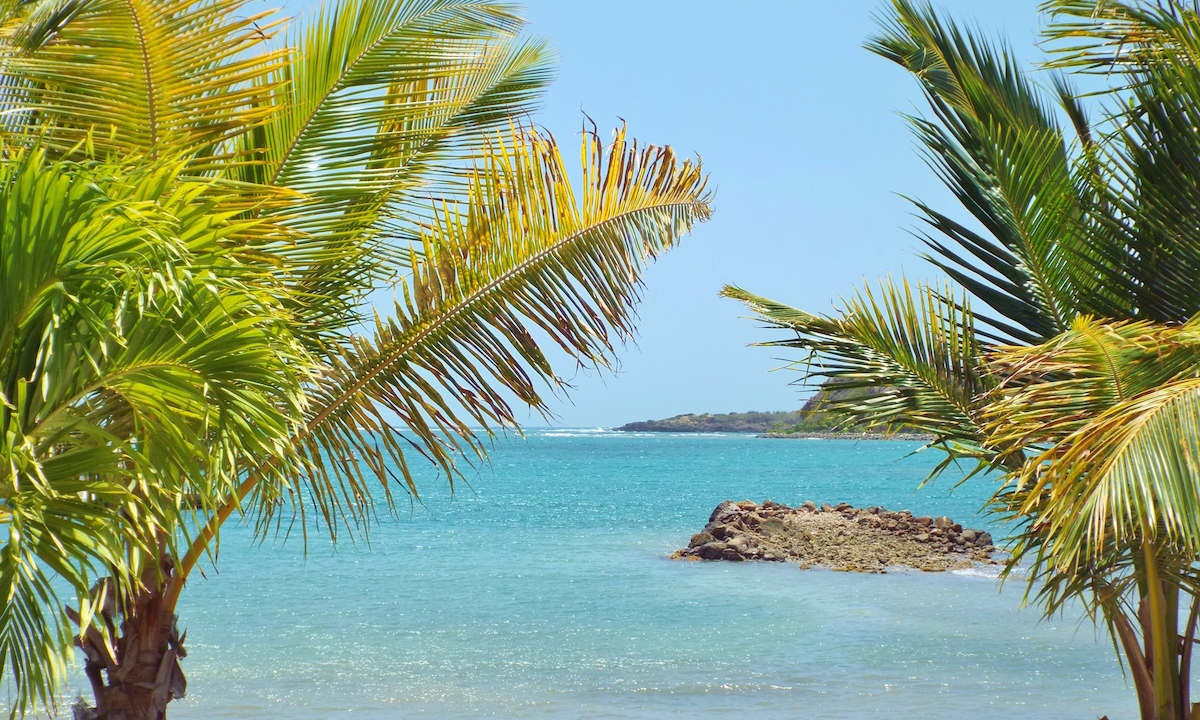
left=56, top=432, right=1138, bottom=718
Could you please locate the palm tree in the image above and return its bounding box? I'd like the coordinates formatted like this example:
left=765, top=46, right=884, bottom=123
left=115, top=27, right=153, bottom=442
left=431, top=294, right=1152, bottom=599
left=1, top=147, right=315, bottom=717
left=724, top=1, right=1200, bottom=718
left=0, top=0, right=712, bottom=716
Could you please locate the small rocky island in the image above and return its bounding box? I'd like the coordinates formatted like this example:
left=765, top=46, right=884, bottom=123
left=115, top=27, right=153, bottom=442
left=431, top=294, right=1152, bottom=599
left=672, top=499, right=997, bottom=572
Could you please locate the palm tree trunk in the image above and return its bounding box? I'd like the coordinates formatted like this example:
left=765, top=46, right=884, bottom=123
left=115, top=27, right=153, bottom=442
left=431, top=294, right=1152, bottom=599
left=1114, top=603, right=1156, bottom=720
left=1143, top=541, right=1179, bottom=720
left=1179, top=596, right=1199, bottom=719
left=72, top=555, right=187, bottom=720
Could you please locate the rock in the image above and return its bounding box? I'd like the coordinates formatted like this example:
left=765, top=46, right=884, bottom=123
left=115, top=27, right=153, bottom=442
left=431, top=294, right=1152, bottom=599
left=759, top=518, right=786, bottom=535
left=688, top=532, right=715, bottom=548
left=678, top=500, right=997, bottom=572
left=709, top=500, right=735, bottom=523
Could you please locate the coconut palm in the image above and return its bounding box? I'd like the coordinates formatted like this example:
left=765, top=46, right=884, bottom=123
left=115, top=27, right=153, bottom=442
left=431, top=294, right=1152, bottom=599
left=0, top=0, right=712, bottom=716
left=0, top=147, right=313, bottom=716
left=724, top=1, right=1200, bottom=718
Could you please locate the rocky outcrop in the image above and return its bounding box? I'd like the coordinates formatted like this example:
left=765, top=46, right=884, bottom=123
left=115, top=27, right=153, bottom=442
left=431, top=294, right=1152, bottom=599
left=671, top=499, right=996, bottom=572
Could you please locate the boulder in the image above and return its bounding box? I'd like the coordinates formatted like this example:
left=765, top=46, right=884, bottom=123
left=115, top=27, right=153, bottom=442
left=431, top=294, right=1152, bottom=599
left=801, top=501, right=818, bottom=512
left=688, top=532, right=715, bottom=548
left=915, top=516, right=933, bottom=527
left=934, top=516, right=953, bottom=529
left=696, top=542, right=727, bottom=560
left=722, top=548, right=746, bottom=561
left=821, top=503, right=834, bottom=513
left=960, top=529, right=977, bottom=543
left=978, top=532, right=993, bottom=547
left=709, top=500, right=735, bottom=523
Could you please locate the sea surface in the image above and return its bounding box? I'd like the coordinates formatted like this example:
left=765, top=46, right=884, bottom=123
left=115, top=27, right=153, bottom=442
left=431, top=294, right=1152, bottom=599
left=52, top=431, right=1141, bottom=718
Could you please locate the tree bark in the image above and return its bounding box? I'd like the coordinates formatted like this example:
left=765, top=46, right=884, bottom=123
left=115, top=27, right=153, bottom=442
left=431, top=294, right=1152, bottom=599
left=71, top=555, right=187, bottom=720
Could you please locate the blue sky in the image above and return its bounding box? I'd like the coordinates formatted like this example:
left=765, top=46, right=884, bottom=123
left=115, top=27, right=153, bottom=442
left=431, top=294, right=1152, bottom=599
left=515, top=0, right=1042, bottom=427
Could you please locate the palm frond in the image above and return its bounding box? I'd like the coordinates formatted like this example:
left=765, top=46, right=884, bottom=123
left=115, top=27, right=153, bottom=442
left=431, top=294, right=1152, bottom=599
left=234, top=0, right=555, bottom=338
left=228, top=123, right=709, bottom=543
left=0, top=0, right=287, bottom=160
left=721, top=278, right=996, bottom=477
left=987, top=319, right=1200, bottom=575
left=0, top=149, right=310, bottom=716
left=869, top=0, right=1093, bottom=342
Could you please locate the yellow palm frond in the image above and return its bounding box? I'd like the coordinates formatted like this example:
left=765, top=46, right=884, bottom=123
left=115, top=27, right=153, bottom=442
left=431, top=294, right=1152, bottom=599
left=0, top=0, right=286, bottom=160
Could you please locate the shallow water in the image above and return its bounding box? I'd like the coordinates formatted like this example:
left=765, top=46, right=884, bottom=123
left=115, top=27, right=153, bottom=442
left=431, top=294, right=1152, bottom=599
left=49, top=432, right=1139, bottom=717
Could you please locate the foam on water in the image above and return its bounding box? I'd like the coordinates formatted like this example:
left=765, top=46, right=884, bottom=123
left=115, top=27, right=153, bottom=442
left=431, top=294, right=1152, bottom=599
left=35, top=432, right=1142, bottom=718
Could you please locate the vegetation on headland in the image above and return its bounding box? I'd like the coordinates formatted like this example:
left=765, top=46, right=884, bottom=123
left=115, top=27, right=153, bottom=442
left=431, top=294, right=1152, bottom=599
left=616, top=385, right=920, bottom=436
left=617, top=410, right=823, bottom=433
left=0, top=0, right=711, bottom=716
left=725, top=2, right=1200, bottom=718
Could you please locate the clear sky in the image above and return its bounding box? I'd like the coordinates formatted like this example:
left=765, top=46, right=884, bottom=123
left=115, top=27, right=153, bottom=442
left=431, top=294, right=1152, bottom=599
left=513, top=0, right=1043, bottom=427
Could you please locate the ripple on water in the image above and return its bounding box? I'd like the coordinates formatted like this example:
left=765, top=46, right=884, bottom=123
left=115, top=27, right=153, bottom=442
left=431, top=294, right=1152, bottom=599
left=35, top=432, right=1141, bottom=719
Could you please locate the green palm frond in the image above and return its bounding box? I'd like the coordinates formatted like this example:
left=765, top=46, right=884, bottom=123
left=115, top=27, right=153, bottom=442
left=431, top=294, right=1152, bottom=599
left=252, top=123, right=709, bottom=535
left=867, top=0, right=1093, bottom=343
left=0, top=0, right=287, bottom=160
left=165, top=123, right=708, bottom=572
left=0, top=149, right=311, bottom=716
left=232, top=0, right=555, bottom=338
left=1041, top=0, right=1200, bottom=77
left=247, top=0, right=552, bottom=220
left=986, top=319, right=1200, bottom=576
left=721, top=278, right=995, bottom=476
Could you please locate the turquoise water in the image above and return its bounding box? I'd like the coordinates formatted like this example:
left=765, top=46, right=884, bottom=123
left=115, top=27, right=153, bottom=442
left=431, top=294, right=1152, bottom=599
left=66, top=432, right=1138, bottom=717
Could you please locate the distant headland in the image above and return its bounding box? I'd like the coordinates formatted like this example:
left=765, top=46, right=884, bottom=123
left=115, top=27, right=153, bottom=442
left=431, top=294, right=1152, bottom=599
left=614, top=385, right=932, bottom=440
left=615, top=410, right=808, bottom=434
